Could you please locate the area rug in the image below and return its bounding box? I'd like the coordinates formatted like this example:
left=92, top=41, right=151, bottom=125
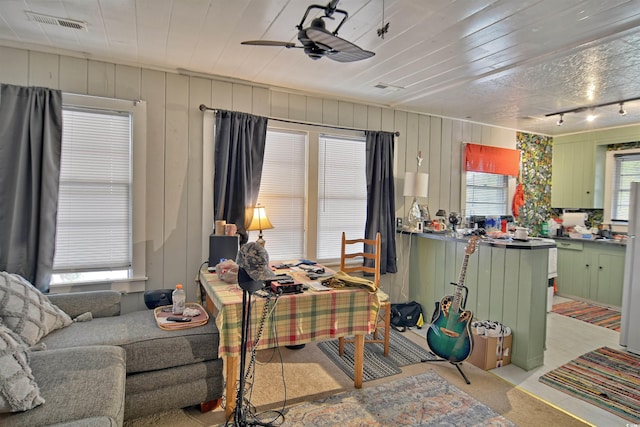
left=317, top=328, right=437, bottom=382
left=277, top=370, right=515, bottom=426
left=552, top=300, right=621, bottom=331
left=539, top=346, right=640, bottom=423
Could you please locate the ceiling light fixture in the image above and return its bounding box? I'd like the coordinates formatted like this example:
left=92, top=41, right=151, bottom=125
left=546, top=96, right=640, bottom=124
left=619, top=102, right=627, bottom=116
left=587, top=109, right=596, bottom=122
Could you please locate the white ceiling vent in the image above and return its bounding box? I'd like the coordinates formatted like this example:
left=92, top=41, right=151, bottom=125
left=26, top=11, right=87, bottom=31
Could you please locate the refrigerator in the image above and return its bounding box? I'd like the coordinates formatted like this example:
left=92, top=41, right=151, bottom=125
left=620, top=182, right=640, bottom=354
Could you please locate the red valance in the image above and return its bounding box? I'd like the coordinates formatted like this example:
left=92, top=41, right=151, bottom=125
left=464, top=143, right=521, bottom=177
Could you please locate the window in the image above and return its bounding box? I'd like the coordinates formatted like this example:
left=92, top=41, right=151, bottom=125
left=51, top=94, right=146, bottom=289
left=465, top=171, right=508, bottom=216
left=317, top=135, right=367, bottom=259
left=52, top=107, right=131, bottom=283
left=611, top=152, right=640, bottom=221
left=256, top=130, right=307, bottom=260
left=255, top=129, right=366, bottom=262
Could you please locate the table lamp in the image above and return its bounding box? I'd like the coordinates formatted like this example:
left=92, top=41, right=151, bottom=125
left=403, top=172, right=429, bottom=229
left=247, top=204, right=274, bottom=247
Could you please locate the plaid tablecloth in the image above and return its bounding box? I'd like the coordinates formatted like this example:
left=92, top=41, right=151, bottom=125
left=199, top=268, right=380, bottom=357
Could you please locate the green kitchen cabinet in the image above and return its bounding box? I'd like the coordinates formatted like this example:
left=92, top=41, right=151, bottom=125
left=551, top=138, right=605, bottom=209
left=556, top=240, right=590, bottom=298
left=555, top=239, right=625, bottom=307
left=593, top=250, right=625, bottom=306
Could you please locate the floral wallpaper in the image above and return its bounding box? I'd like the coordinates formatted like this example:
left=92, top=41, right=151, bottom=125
left=516, top=132, right=553, bottom=236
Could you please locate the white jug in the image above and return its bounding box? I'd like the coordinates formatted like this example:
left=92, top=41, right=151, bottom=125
left=514, top=227, right=529, bottom=240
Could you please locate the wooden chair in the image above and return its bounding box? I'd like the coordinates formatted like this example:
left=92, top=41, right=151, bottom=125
left=338, top=231, right=391, bottom=357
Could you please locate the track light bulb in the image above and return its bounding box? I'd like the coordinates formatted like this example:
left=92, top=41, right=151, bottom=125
left=557, top=114, right=564, bottom=126
left=619, top=103, right=627, bottom=116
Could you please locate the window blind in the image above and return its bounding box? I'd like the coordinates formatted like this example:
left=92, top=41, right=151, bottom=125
left=257, top=130, right=306, bottom=260
left=317, top=135, right=367, bottom=259
left=612, top=152, right=640, bottom=221
left=53, top=108, right=131, bottom=272
left=465, top=171, right=508, bottom=216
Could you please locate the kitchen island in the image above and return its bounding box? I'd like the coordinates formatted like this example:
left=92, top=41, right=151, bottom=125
left=405, top=231, right=555, bottom=371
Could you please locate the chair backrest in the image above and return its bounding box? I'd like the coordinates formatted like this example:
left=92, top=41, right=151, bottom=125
left=340, top=232, right=381, bottom=289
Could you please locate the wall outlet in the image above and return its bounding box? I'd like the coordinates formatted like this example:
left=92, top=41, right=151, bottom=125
left=396, top=217, right=403, bottom=229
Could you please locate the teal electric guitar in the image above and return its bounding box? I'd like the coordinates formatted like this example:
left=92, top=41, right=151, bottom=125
left=426, top=236, right=478, bottom=363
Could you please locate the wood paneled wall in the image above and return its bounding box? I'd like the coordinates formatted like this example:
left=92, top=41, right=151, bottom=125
left=0, top=46, right=517, bottom=307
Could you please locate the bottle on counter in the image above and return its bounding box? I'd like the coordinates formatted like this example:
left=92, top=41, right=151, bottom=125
left=172, top=284, right=186, bottom=314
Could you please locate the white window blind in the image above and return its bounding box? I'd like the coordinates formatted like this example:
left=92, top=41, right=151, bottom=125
left=465, top=171, right=508, bottom=216
left=257, top=130, right=306, bottom=260
left=53, top=108, right=131, bottom=274
left=612, top=152, right=640, bottom=221
left=317, top=135, right=367, bottom=259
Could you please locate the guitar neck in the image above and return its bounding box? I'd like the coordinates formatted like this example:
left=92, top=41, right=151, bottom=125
left=452, top=253, right=470, bottom=311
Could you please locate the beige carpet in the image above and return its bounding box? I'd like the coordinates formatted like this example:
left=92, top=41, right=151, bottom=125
left=124, top=331, right=589, bottom=427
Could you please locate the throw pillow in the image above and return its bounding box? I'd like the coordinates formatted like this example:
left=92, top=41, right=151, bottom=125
left=0, top=320, right=45, bottom=412
left=0, top=272, right=72, bottom=346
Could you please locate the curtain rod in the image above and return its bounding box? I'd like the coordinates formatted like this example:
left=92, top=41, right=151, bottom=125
left=199, top=104, right=400, bottom=137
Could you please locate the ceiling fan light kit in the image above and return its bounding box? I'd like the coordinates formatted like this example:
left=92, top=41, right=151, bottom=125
left=241, top=0, right=374, bottom=62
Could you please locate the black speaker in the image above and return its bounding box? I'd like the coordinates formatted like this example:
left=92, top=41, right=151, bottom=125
left=209, top=234, right=240, bottom=270
left=144, top=289, right=173, bottom=309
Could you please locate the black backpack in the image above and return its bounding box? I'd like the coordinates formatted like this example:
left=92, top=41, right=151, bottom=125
left=390, top=301, right=424, bottom=332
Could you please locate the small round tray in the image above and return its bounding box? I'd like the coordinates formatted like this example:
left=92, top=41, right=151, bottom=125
left=153, top=302, right=209, bottom=330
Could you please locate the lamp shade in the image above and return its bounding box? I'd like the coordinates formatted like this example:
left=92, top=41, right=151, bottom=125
left=247, top=205, right=274, bottom=231
left=403, top=172, right=429, bottom=197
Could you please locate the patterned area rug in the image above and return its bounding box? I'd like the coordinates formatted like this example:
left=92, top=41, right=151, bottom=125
left=278, top=370, right=515, bottom=426
left=552, top=300, right=621, bottom=331
left=317, top=328, right=437, bottom=382
left=539, top=346, right=640, bottom=423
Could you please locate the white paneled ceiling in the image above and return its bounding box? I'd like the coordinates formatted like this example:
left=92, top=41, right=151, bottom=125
left=2, top=0, right=640, bottom=136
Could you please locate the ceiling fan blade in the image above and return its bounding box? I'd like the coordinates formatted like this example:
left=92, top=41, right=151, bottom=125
left=305, top=27, right=375, bottom=62
left=327, top=49, right=375, bottom=63
left=241, top=40, right=299, bottom=48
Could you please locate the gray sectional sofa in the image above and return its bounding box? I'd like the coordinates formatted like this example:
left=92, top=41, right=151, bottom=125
left=0, top=289, right=224, bottom=426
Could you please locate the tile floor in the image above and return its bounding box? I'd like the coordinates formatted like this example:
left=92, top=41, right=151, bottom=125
left=413, top=295, right=630, bottom=426
left=485, top=296, right=628, bottom=426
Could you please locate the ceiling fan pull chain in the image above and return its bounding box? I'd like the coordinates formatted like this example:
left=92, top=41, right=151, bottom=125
left=377, top=0, right=390, bottom=39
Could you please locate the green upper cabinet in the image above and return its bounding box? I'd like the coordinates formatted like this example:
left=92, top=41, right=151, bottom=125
left=552, top=136, right=605, bottom=209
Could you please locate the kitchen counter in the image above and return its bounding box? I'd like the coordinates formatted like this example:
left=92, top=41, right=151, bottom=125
left=403, top=231, right=551, bottom=370
left=553, top=236, right=626, bottom=247
left=401, top=229, right=556, bottom=250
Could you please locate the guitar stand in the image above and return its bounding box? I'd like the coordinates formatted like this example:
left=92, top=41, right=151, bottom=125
left=419, top=356, right=471, bottom=384
left=421, top=282, right=471, bottom=385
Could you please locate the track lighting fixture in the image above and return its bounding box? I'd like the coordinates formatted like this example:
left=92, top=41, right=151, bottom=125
left=619, top=102, right=627, bottom=116
left=546, top=96, right=640, bottom=124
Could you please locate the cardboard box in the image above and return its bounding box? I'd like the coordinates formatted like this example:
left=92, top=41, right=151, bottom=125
left=467, top=332, right=512, bottom=370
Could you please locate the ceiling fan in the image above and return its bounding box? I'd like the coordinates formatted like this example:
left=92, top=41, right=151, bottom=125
left=241, top=0, right=375, bottom=62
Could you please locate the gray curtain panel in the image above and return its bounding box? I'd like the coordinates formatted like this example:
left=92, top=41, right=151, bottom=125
left=365, top=131, right=397, bottom=274
left=213, top=110, right=268, bottom=245
left=0, top=84, right=63, bottom=291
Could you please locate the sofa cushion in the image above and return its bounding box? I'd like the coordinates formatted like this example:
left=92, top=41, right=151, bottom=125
left=125, top=359, right=224, bottom=419
left=40, top=309, right=220, bottom=374
left=0, top=272, right=72, bottom=346
left=0, top=321, right=44, bottom=413
left=0, top=346, right=126, bottom=427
